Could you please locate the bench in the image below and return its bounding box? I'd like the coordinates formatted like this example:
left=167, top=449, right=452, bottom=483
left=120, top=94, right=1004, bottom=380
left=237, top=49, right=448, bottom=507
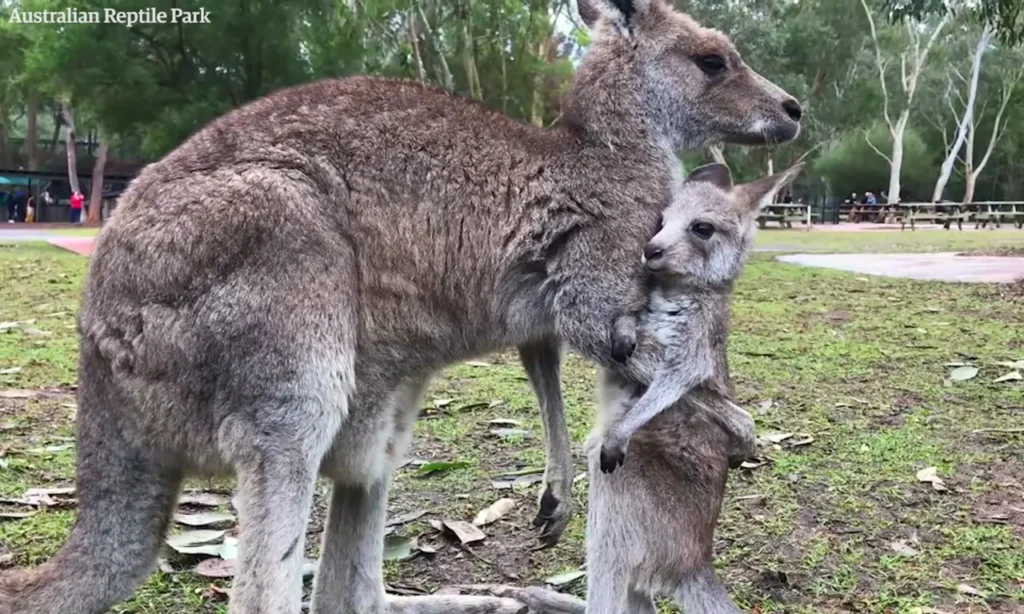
left=974, top=202, right=1024, bottom=229
left=758, top=204, right=814, bottom=230
left=896, top=203, right=968, bottom=231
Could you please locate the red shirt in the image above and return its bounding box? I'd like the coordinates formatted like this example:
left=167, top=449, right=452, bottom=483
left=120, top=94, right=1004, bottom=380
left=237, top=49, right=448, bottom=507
left=70, top=193, right=84, bottom=210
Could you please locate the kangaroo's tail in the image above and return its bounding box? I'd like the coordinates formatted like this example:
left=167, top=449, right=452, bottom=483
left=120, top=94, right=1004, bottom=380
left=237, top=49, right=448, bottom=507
left=0, top=346, right=181, bottom=614
left=495, top=586, right=586, bottom=614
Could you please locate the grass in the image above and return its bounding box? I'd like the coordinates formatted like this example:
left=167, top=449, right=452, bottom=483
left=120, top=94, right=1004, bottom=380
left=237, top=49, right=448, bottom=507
left=1, top=232, right=1023, bottom=613
left=754, top=227, right=1024, bottom=253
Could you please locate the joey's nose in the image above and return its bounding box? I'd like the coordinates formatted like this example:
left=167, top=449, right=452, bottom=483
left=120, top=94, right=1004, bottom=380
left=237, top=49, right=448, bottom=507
left=782, top=99, right=802, bottom=122
left=643, top=244, right=664, bottom=263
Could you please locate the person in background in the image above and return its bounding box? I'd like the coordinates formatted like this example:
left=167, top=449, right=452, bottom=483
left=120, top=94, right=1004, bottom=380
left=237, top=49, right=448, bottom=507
left=3, top=190, right=13, bottom=223
left=847, top=192, right=862, bottom=223
left=25, top=193, right=35, bottom=223
left=865, top=191, right=878, bottom=222
left=12, top=188, right=26, bottom=222
left=69, top=190, right=84, bottom=224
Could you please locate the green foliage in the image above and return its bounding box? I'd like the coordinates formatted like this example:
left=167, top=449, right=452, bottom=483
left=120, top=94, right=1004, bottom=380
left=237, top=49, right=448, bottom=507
left=815, top=124, right=934, bottom=200
left=884, top=0, right=1024, bottom=45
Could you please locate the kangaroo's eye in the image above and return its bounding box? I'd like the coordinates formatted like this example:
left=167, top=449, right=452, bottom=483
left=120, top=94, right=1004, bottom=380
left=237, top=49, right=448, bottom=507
left=690, top=222, right=716, bottom=240
left=697, top=55, right=727, bottom=76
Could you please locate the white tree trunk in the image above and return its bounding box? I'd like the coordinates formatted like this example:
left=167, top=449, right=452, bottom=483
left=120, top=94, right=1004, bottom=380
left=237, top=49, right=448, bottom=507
left=932, top=27, right=992, bottom=203
left=60, top=103, right=80, bottom=194
left=887, top=113, right=909, bottom=204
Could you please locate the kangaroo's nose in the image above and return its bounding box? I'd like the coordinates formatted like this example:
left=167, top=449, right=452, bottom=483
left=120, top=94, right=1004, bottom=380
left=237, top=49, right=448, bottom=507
left=643, top=244, right=664, bottom=263
left=782, top=99, right=802, bottom=122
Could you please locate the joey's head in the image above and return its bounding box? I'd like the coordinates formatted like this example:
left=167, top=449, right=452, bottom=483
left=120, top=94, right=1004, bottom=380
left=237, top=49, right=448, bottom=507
left=643, top=162, right=804, bottom=286
left=570, top=0, right=801, bottom=151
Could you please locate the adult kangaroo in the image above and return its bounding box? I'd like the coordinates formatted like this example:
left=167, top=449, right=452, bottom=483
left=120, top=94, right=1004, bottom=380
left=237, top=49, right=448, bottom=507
left=0, top=1, right=800, bottom=613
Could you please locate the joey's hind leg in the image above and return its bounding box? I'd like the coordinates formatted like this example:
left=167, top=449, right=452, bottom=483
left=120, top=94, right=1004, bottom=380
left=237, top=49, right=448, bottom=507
left=225, top=396, right=342, bottom=614
left=519, top=339, right=575, bottom=547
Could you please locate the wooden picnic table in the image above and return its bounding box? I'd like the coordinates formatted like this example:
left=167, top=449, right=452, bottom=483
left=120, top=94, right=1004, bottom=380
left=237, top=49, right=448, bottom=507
left=974, top=202, right=1024, bottom=229
left=896, top=203, right=967, bottom=231
left=758, top=203, right=816, bottom=230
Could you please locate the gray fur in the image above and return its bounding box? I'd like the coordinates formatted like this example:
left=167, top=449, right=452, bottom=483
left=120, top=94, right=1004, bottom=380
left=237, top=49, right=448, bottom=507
left=598, top=163, right=803, bottom=467
left=504, top=163, right=803, bottom=614
left=0, top=1, right=800, bottom=613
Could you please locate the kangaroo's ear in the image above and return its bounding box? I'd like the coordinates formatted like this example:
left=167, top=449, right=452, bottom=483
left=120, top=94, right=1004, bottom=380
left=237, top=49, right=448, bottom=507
left=686, top=163, right=733, bottom=191
left=734, top=163, right=805, bottom=213
left=578, top=0, right=657, bottom=31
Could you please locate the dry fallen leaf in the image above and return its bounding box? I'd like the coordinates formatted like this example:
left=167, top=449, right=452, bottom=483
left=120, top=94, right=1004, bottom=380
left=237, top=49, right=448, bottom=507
left=0, top=553, right=14, bottom=566
left=955, top=583, right=983, bottom=597
left=383, top=535, right=419, bottom=561
left=949, top=366, right=979, bottom=382
left=174, top=511, right=236, bottom=528
left=0, top=367, right=22, bottom=375
left=194, top=558, right=237, bottom=578
left=916, top=467, right=948, bottom=491
left=758, top=432, right=794, bottom=445
left=178, top=492, right=232, bottom=508
left=889, top=540, right=919, bottom=557
left=441, top=520, right=486, bottom=545
left=994, top=371, right=1022, bottom=383
left=385, top=509, right=427, bottom=528
left=472, top=498, right=516, bottom=527
left=544, top=570, right=586, bottom=586
left=0, top=511, right=37, bottom=520
left=489, top=419, right=521, bottom=427
left=0, top=390, right=36, bottom=399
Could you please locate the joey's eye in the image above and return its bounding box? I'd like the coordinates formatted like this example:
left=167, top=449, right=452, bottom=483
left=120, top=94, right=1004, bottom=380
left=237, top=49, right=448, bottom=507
left=696, top=54, right=727, bottom=76
left=658, top=213, right=666, bottom=229
left=690, top=222, right=715, bottom=240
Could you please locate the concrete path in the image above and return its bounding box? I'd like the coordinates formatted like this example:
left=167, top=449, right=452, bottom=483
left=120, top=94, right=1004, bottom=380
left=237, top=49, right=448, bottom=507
left=47, top=237, right=95, bottom=256
left=776, top=252, right=1024, bottom=283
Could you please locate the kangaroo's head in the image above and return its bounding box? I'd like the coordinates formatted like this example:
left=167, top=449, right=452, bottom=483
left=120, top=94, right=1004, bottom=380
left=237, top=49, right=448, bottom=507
left=643, top=162, right=804, bottom=285
left=569, top=0, right=801, bottom=151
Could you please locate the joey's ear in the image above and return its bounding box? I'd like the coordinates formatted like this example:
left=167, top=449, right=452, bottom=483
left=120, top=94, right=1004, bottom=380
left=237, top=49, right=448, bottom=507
left=578, top=0, right=657, bottom=31
left=686, top=163, right=733, bottom=191
left=734, top=163, right=805, bottom=213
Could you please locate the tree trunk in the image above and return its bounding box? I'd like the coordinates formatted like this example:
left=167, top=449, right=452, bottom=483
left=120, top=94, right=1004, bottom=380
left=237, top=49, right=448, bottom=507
left=887, top=114, right=909, bottom=204
left=962, top=172, right=977, bottom=204
left=61, top=103, right=81, bottom=194
left=87, top=138, right=108, bottom=224
left=26, top=94, right=39, bottom=170
left=932, top=27, right=992, bottom=202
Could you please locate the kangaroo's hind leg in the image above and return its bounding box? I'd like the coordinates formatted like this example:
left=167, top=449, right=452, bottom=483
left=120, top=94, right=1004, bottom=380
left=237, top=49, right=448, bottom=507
left=625, top=588, right=656, bottom=614
left=672, top=567, right=742, bottom=614
left=519, top=338, right=575, bottom=547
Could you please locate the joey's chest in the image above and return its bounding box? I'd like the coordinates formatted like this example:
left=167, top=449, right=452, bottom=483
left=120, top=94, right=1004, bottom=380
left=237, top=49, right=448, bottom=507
left=643, top=291, right=702, bottom=346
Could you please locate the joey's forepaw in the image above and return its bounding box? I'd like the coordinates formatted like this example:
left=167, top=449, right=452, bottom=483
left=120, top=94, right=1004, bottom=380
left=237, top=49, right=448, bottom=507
left=599, top=444, right=625, bottom=474
left=611, top=334, right=636, bottom=364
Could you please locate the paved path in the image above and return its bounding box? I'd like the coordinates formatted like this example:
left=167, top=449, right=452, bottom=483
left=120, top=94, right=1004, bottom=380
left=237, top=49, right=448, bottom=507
left=777, top=252, right=1024, bottom=283
left=47, top=237, right=95, bottom=256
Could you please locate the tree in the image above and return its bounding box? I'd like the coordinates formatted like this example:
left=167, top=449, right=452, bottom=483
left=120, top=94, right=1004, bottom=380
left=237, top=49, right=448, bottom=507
left=931, top=26, right=993, bottom=202
left=961, top=60, right=1023, bottom=202
left=884, top=0, right=1024, bottom=45
left=860, top=0, right=948, bottom=203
